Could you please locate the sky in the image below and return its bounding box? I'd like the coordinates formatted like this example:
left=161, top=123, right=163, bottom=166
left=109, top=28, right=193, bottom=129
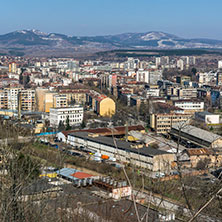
left=0, top=0, right=221, bottom=39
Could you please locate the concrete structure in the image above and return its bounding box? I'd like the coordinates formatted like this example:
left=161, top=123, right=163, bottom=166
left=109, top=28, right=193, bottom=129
left=150, top=113, right=192, bottom=134
left=136, top=69, right=162, bottom=84
left=216, top=72, right=222, bottom=86
left=50, top=106, right=83, bottom=127
left=136, top=69, right=149, bottom=83
left=179, top=87, right=197, bottom=99
left=144, top=88, right=160, bottom=98
left=67, top=131, right=175, bottom=172
left=171, top=123, right=222, bottom=148
left=9, top=62, right=17, bottom=73
left=53, top=94, right=68, bottom=108
left=0, top=88, right=35, bottom=111
left=59, top=89, right=88, bottom=105
left=173, top=100, right=204, bottom=114
left=195, top=111, right=220, bottom=125
left=218, top=60, right=222, bottom=69
left=177, top=59, right=184, bottom=70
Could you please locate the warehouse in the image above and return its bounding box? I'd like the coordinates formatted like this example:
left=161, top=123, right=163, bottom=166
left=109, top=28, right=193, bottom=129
left=170, top=123, right=222, bottom=148
left=67, top=131, right=175, bottom=172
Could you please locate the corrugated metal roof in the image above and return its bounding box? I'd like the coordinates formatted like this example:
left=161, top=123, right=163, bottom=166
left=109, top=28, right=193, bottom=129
left=56, top=168, right=79, bottom=181
left=172, top=123, right=222, bottom=144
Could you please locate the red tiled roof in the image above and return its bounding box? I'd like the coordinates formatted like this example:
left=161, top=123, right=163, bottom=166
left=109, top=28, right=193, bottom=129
left=71, top=172, right=93, bottom=179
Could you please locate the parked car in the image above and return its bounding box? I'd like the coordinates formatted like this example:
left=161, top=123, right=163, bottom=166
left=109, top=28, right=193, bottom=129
left=155, top=172, right=165, bottom=178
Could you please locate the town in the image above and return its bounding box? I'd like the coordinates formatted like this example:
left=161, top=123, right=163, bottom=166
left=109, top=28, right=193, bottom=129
left=0, top=52, right=222, bottom=221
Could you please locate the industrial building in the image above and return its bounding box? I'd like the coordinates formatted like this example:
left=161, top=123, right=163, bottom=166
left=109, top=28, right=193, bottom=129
left=49, top=106, right=83, bottom=127
left=67, top=131, right=175, bottom=172
left=182, top=148, right=222, bottom=168
left=56, top=125, right=145, bottom=142
left=170, top=123, right=222, bottom=148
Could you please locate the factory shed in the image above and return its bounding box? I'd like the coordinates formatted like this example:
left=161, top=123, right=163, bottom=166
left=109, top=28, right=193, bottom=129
left=171, top=123, right=222, bottom=148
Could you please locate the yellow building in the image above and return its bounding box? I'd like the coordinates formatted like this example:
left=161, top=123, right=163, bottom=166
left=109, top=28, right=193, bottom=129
left=98, top=97, right=116, bottom=117
left=9, top=62, right=17, bottom=73
left=59, top=89, right=88, bottom=105
left=36, top=89, right=57, bottom=113
left=36, top=88, right=49, bottom=112
left=87, top=91, right=116, bottom=117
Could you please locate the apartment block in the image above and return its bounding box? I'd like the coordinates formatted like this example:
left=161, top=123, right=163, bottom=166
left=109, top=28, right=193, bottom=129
left=150, top=113, right=192, bottom=134
left=0, top=88, right=35, bottom=111
left=173, top=100, right=204, bottom=114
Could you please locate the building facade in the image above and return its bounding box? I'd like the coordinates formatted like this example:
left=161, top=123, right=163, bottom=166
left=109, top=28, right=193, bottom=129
left=50, top=106, right=84, bottom=128
left=150, top=113, right=192, bottom=134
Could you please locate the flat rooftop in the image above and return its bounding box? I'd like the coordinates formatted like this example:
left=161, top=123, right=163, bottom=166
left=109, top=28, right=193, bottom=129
left=68, top=131, right=170, bottom=157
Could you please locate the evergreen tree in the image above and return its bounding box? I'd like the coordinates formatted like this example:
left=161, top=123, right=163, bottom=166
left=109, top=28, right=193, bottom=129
left=65, top=116, right=71, bottom=130
left=58, top=120, right=65, bottom=131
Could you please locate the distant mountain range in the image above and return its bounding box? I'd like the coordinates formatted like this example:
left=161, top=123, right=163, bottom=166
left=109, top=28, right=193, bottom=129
left=0, top=29, right=222, bottom=56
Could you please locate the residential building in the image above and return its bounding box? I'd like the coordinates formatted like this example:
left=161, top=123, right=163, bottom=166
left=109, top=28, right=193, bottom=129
left=136, top=69, right=149, bottom=83
left=150, top=113, right=192, bottom=134
left=179, top=87, right=197, bottom=99
left=216, top=72, right=222, bottom=86
left=218, top=60, right=222, bottom=69
left=87, top=91, right=115, bottom=117
left=183, top=148, right=222, bottom=168
left=173, top=100, right=204, bottom=114
left=0, top=88, right=35, bottom=111
left=53, top=94, right=68, bottom=108
left=9, top=62, right=17, bottom=73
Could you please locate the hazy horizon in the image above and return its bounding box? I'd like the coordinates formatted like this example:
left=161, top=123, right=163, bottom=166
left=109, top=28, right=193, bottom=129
left=1, top=0, right=222, bottom=40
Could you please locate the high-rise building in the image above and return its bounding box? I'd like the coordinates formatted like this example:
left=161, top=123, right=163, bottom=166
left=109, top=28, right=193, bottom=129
left=217, top=72, right=222, bottom=86
left=218, top=60, right=222, bottom=69
left=0, top=88, right=35, bottom=111
left=9, top=62, right=17, bottom=73
left=136, top=69, right=149, bottom=83
left=177, top=59, right=184, bottom=70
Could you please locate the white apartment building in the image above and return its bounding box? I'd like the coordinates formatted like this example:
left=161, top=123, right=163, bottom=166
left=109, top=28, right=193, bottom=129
left=218, top=60, right=222, bottom=69
left=144, top=88, right=160, bottom=98
left=177, top=59, right=184, bottom=70
left=198, top=72, right=216, bottom=84
left=136, top=69, right=162, bottom=84
left=136, top=69, right=149, bottom=83
left=173, top=100, right=204, bottom=114
left=50, top=106, right=84, bottom=128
